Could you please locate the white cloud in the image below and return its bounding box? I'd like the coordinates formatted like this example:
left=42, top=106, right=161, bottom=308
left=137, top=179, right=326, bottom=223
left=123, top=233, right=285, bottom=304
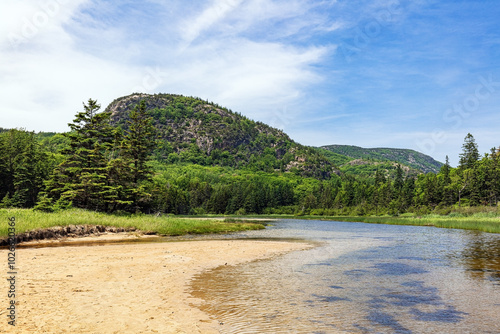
left=181, top=0, right=244, bottom=45
left=0, top=0, right=334, bottom=132
left=157, top=39, right=330, bottom=120
left=0, top=1, right=153, bottom=131
left=0, top=0, right=89, bottom=51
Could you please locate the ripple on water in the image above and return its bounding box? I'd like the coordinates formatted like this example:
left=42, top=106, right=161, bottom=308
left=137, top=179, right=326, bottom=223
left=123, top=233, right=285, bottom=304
left=189, top=220, right=500, bottom=333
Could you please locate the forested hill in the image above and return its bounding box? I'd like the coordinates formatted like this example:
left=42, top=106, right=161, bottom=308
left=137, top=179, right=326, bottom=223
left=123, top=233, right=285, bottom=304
left=105, top=93, right=335, bottom=178
left=321, top=144, right=443, bottom=174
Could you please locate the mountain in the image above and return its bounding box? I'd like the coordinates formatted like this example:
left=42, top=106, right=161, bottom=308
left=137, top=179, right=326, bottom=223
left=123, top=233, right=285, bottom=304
left=320, top=144, right=443, bottom=174
left=105, top=93, right=335, bottom=179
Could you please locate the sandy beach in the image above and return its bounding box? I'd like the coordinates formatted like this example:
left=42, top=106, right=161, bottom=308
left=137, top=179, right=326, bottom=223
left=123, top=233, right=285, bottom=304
left=0, top=237, right=310, bottom=333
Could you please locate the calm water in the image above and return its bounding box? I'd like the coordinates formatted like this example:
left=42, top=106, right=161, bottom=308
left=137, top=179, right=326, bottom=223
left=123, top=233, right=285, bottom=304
left=189, top=220, right=500, bottom=333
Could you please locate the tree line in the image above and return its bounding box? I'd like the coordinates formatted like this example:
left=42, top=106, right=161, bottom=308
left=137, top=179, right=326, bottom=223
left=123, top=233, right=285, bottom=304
left=0, top=99, right=498, bottom=216
left=142, top=132, right=499, bottom=216
left=1, top=99, right=156, bottom=213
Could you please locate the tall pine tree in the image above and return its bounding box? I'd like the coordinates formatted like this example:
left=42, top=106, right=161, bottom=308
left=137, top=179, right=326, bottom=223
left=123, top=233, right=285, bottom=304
left=41, top=99, right=117, bottom=211
left=116, top=100, right=157, bottom=212
left=459, top=133, right=479, bottom=169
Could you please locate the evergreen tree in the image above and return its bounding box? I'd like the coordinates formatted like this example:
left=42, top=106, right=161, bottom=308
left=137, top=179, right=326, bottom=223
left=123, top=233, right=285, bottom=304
left=401, top=176, right=415, bottom=209
left=441, top=156, right=451, bottom=184
left=439, top=155, right=454, bottom=205
left=393, top=164, right=404, bottom=195
left=123, top=100, right=157, bottom=184
left=485, top=147, right=500, bottom=205
left=0, top=129, right=51, bottom=208
left=459, top=133, right=479, bottom=169
left=42, top=99, right=117, bottom=211
left=118, top=100, right=157, bottom=212
left=13, top=132, right=51, bottom=207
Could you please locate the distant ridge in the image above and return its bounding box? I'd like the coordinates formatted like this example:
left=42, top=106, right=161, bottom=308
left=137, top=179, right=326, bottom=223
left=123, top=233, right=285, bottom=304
left=320, top=144, right=443, bottom=174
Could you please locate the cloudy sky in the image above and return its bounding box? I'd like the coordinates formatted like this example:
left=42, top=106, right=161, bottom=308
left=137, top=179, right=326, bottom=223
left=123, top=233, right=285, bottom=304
left=1, top=0, right=499, bottom=166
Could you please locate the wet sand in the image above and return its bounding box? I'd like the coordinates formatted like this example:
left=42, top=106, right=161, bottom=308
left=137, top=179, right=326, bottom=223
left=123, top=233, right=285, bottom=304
left=0, top=238, right=311, bottom=333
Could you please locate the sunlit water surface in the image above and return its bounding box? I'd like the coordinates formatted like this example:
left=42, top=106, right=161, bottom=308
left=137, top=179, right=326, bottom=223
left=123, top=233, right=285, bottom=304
left=189, top=220, right=500, bottom=333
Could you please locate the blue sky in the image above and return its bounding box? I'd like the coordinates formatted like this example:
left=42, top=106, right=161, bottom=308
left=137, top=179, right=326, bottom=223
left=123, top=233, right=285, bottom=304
left=1, top=0, right=499, bottom=166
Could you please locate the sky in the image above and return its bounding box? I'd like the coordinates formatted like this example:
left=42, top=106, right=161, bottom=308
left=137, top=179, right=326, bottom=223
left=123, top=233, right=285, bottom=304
left=1, top=0, right=499, bottom=166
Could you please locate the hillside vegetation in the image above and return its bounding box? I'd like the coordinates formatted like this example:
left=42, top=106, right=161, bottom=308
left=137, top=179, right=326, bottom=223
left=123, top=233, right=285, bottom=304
left=106, top=93, right=335, bottom=179
left=1, top=95, right=498, bottom=225
left=317, top=148, right=422, bottom=178
left=321, top=144, right=443, bottom=174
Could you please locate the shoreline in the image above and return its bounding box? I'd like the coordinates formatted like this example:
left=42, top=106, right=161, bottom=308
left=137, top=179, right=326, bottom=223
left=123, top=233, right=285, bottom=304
left=0, top=238, right=312, bottom=333
left=226, top=214, right=500, bottom=234
left=13, top=230, right=162, bottom=248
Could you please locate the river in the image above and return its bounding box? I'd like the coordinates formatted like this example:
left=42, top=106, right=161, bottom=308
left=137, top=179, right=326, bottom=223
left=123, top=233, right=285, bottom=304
left=189, top=220, right=500, bottom=333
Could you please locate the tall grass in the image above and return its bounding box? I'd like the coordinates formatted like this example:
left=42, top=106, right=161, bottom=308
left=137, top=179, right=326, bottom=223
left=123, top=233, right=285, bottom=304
left=323, top=215, right=500, bottom=234
left=226, top=212, right=500, bottom=233
left=0, top=209, right=264, bottom=239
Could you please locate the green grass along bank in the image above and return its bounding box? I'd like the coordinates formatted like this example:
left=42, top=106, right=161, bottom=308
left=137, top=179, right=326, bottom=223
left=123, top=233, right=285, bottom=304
left=2, top=207, right=499, bottom=245
left=0, top=209, right=265, bottom=243
left=233, top=211, right=500, bottom=234
left=324, top=214, right=500, bottom=234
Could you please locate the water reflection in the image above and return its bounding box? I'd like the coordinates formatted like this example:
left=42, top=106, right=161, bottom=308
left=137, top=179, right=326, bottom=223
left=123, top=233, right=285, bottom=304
left=189, top=220, right=500, bottom=333
left=460, top=232, right=500, bottom=284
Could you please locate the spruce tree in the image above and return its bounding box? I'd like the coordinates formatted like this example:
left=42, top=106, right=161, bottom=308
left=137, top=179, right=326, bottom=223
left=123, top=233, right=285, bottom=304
left=441, top=156, right=451, bottom=184
left=42, top=99, right=116, bottom=211
left=440, top=155, right=454, bottom=205
left=123, top=100, right=156, bottom=184
left=459, top=133, right=479, bottom=169
left=118, top=100, right=157, bottom=212
left=0, top=129, right=50, bottom=208
left=393, top=164, right=404, bottom=194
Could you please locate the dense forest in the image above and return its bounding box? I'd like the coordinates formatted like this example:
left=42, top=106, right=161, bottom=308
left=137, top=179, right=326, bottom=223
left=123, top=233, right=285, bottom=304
left=1, top=95, right=498, bottom=216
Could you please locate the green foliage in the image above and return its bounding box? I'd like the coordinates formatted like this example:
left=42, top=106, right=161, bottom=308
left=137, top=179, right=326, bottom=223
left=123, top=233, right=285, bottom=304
left=329, top=214, right=500, bottom=234
left=105, top=93, right=336, bottom=178
left=0, top=208, right=264, bottom=239
left=40, top=99, right=156, bottom=213
left=116, top=100, right=158, bottom=212
left=37, top=132, right=70, bottom=153
left=459, top=133, right=480, bottom=169
left=316, top=148, right=352, bottom=166
left=2, top=91, right=499, bottom=236
left=321, top=144, right=443, bottom=174
left=0, top=129, right=53, bottom=208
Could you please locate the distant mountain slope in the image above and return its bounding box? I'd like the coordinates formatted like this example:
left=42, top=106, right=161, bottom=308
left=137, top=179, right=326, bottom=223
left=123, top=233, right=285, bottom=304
left=105, top=93, right=336, bottom=178
left=320, top=144, right=443, bottom=174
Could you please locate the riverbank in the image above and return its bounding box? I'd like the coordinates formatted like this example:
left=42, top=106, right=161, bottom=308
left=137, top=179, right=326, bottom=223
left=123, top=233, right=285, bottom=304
left=218, top=213, right=500, bottom=234
left=0, top=239, right=311, bottom=333
left=323, top=215, right=500, bottom=233
left=2, top=208, right=499, bottom=248
left=0, top=209, right=265, bottom=244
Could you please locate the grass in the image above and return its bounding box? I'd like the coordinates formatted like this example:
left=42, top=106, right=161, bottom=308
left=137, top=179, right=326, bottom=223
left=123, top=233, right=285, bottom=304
left=295, top=215, right=500, bottom=234
left=2, top=208, right=498, bottom=241
left=217, top=213, right=500, bottom=234
left=0, top=208, right=265, bottom=239
left=358, top=215, right=500, bottom=233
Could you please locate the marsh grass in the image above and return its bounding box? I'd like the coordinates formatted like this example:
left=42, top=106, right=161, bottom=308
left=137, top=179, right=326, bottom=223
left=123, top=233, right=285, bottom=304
left=2, top=208, right=497, bottom=240
left=0, top=209, right=265, bottom=239
left=226, top=213, right=500, bottom=233
left=321, top=215, right=500, bottom=234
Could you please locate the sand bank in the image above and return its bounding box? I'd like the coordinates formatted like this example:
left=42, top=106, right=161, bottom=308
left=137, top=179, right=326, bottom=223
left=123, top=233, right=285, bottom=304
left=0, top=238, right=310, bottom=333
